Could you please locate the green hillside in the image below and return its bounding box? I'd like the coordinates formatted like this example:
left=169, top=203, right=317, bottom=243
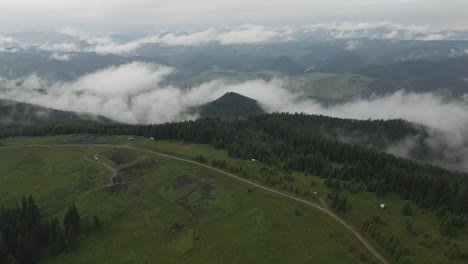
left=291, top=73, right=373, bottom=100
left=198, top=92, right=265, bottom=120
left=0, top=136, right=373, bottom=264
left=185, top=66, right=285, bottom=86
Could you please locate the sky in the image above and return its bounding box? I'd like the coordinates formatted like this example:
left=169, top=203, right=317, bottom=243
left=0, top=0, right=467, bottom=33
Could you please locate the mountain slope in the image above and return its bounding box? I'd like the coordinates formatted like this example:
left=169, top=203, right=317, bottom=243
left=198, top=92, right=265, bottom=120
left=0, top=98, right=112, bottom=126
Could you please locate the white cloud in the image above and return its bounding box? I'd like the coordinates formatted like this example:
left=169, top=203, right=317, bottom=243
left=2, top=62, right=468, bottom=132
left=217, top=25, right=288, bottom=44
left=1, top=21, right=463, bottom=55
left=0, top=35, right=14, bottom=45
left=41, top=42, right=81, bottom=52
left=345, top=40, right=362, bottom=50
left=48, top=52, right=72, bottom=61
left=0, top=35, right=19, bottom=52
left=53, top=25, right=295, bottom=55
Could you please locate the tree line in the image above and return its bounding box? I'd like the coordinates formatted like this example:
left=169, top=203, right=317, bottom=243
left=0, top=196, right=102, bottom=264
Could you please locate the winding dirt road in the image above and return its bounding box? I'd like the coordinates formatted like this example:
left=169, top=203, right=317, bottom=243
left=9, top=143, right=390, bottom=264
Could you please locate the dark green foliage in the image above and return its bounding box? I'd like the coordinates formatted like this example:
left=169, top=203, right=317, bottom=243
left=48, top=218, right=65, bottom=256
left=198, top=92, right=264, bottom=120
left=1, top=113, right=467, bottom=217
left=294, top=208, right=302, bottom=216
left=328, top=192, right=349, bottom=213
left=337, top=196, right=348, bottom=213
left=0, top=196, right=101, bottom=264
left=440, top=214, right=455, bottom=237
left=64, top=204, right=81, bottom=237
left=362, top=217, right=411, bottom=263
left=194, top=155, right=207, bottom=163
left=211, top=159, right=227, bottom=169
left=402, top=204, right=412, bottom=216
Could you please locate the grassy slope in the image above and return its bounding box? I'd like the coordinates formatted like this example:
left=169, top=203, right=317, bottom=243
left=185, top=67, right=287, bottom=87
left=292, top=73, right=373, bottom=100
left=132, top=138, right=468, bottom=264
left=0, top=136, right=372, bottom=264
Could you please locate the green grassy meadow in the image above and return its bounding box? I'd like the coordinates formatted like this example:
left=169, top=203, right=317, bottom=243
left=0, top=136, right=376, bottom=264
left=132, top=137, right=468, bottom=264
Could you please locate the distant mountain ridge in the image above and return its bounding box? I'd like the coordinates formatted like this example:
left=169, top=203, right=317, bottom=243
left=0, top=98, right=112, bottom=127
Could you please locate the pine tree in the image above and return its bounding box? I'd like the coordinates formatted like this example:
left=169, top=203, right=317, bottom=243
left=48, top=217, right=66, bottom=256
left=64, top=204, right=81, bottom=247
left=440, top=214, right=454, bottom=237
left=337, top=196, right=348, bottom=213
left=402, top=203, right=412, bottom=216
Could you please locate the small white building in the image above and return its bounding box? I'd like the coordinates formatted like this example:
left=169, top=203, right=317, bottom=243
left=313, top=192, right=318, bottom=195
left=380, top=204, right=386, bottom=209
left=251, top=158, right=256, bottom=162
left=149, top=137, right=155, bottom=140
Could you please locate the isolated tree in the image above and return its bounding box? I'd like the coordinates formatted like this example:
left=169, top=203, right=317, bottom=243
left=337, top=196, right=348, bottom=213
left=48, top=217, right=66, bottom=256
left=294, top=208, right=302, bottom=216
left=64, top=204, right=81, bottom=246
left=402, top=203, right=412, bottom=216
left=440, top=214, right=454, bottom=237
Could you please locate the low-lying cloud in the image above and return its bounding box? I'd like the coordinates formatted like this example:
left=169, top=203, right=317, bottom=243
left=1, top=62, right=468, bottom=170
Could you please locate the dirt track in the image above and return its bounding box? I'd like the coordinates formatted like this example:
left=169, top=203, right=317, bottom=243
left=9, top=143, right=390, bottom=264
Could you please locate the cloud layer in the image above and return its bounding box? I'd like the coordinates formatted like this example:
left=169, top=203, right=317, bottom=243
left=2, top=21, right=468, bottom=56
left=1, top=61, right=468, bottom=170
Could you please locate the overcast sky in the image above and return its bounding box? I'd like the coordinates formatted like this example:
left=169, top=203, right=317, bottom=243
left=0, top=0, right=467, bottom=33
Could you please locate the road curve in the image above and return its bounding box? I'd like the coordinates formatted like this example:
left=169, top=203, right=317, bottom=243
left=12, top=143, right=390, bottom=264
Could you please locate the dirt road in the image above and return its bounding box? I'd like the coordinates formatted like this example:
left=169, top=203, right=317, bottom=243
left=8, top=143, right=390, bottom=264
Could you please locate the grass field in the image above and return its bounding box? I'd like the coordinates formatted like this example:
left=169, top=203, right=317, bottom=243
left=0, top=136, right=377, bottom=264
left=131, top=137, right=468, bottom=264
left=292, top=73, right=373, bottom=100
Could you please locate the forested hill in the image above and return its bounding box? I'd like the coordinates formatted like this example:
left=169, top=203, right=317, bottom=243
left=198, top=92, right=265, bottom=120
left=1, top=113, right=467, bottom=215
left=0, top=99, right=112, bottom=127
